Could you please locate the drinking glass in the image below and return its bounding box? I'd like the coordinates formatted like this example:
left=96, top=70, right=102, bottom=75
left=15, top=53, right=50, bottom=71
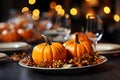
left=53, top=13, right=71, bottom=42
left=63, top=13, right=71, bottom=41
left=86, top=15, right=103, bottom=51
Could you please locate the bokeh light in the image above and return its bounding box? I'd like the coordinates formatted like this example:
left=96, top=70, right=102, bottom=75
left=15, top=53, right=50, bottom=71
left=70, top=8, right=78, bottom=16
left=57, top=9, right=65, bottom=16
left=21, top=7, right=29, bottom=13
left=86, top=10, right=95, bottom=19
left=32, top=9, right=40, bottom=16
left=28, top=0, right=36, bottom=5
left=114, top=14, right=120, bottom=22
left=50, top=1, right=56, bottom=9
left=32, top=15, right=39, bottom=20
left=103, top=6, right=111, bottom=14
left=32, top=9, right=40, bottom=20
left=55, top=5, right=62, bottom=11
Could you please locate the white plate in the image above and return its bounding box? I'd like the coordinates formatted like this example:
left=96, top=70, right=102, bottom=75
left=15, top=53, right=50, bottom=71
left=0, top=53, right=7, bottom=58
left=0, top=42, right=31, bottom=51
left=96, top=43, right=120, bottom=54
left=19, top=55, right=107, bottom=73
left=0, top=53, right=8, bottom=61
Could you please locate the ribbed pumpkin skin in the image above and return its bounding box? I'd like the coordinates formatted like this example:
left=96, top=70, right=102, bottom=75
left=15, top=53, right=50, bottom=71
left=32, top=42, right=66, bottom=66
left=63, top=40, right=94, bottom=59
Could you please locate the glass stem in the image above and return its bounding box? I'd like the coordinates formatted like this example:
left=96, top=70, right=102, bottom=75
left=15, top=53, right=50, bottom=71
left=93, top=41, right=97, bottom=52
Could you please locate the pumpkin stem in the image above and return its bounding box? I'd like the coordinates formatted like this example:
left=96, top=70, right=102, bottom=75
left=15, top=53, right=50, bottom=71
left=75, top=32, right=80, bottom=44
left=42, top=34, right=51, bottom=45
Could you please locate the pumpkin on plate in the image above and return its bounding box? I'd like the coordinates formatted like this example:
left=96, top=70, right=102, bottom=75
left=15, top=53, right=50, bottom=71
left=70, top=32, right=92, bottom=43
left=32, top=35, right=66, bottom=66
left=63, top=32, right=94, bottom=59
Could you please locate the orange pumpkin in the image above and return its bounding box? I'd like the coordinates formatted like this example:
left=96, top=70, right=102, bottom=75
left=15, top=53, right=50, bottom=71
left=71, top=32, right=92, bottom=43
left=63, top=32, right=94, bottom=59
left=32, top=35, right=66, bottom=66
left=0, top=30, right=21, bottom=42
left=0, top=22, right=9, bottom=33
left=17, top=28, right=34, bottom=41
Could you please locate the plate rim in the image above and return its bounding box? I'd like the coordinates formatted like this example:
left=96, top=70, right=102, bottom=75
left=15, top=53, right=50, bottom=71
left=98, top=50, right=120, bottom=54
left=96, top=43, right=120, bottom=51
left=0, top=52, right=7, bottom=58
left=97, top=43, right=120, bottom=54
left=0, top=53, right=9, bottom=61
left=19, top=55, right=107, bottom=70
left=0, top=56, right=9, bottom=61
left=0, top=42, right=31, bottom=51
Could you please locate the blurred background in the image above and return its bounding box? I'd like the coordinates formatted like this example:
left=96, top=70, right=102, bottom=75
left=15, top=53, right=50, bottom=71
left=0, top=0, right=120, bottom=43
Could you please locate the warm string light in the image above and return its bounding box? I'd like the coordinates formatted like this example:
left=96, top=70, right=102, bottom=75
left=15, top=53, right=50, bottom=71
left=113, top=14, right=120, bottom=22
left=21, top=0, right=37, bottom=20
left=32, top=9, right=40, bottom=16
left=55, top=4, right=65, bottom=16
left=28, top=0, right=36, bottom=5
left=70, top=8, right=78, bottom=16
left=21, top=7, right=29, bottom=13
left=50, top=1, right=56, bottom=9
left=32, top=15, right=39, bottom=21
left=55, top=5, right=62, bottom=11
left=21, top=1, right=117, bottom=23
left=32, top=9, right=40, bottom=20
left=103, top=6, right=111, bottom=14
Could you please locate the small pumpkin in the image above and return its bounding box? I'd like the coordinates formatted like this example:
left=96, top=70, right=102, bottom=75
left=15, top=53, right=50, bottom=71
left=17, top=28, right=34, bottom=41
left=1, top=30, right=21, bottom=42
left=71, top=32, right=92, bottom=43
left=63, top=32, right=94, bottom=59
left=32, top=35, right=66, bottom=66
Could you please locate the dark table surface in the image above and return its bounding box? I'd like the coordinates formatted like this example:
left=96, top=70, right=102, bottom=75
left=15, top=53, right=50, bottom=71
left=1, top=44, right=120, bottom=80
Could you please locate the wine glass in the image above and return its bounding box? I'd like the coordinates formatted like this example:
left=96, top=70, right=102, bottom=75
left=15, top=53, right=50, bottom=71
left=53, top=13, right=71, bottom=42
left=86, top=15, right=103, bottom=51
left=63, top=13, right=71, bottom=41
